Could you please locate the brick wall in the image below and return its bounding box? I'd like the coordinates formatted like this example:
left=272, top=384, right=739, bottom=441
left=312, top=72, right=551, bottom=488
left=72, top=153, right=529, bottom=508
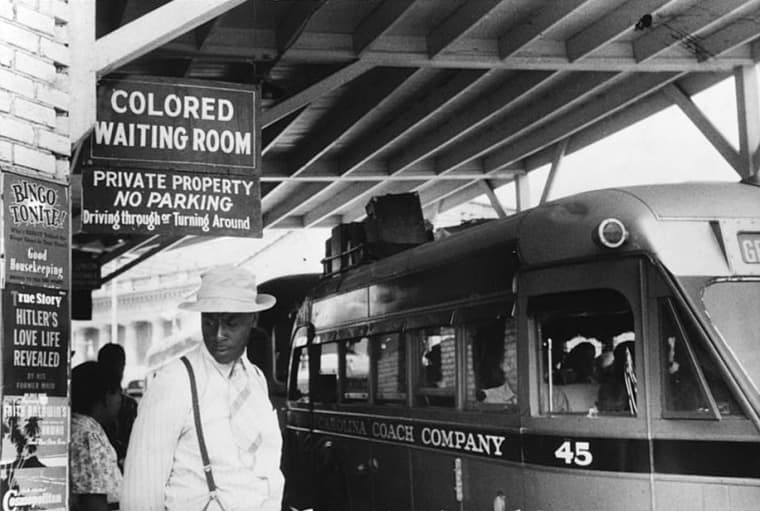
left=376, top=334, right=405, bottom=398
left=0, top=0, right=70, bottom=179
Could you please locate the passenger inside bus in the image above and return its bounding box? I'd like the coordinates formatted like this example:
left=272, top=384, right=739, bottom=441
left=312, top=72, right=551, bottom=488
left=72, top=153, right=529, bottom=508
left=660, top=300, right=743, bottom=417
left=597, top=340, right=637, bottom=414
left=533, top=289, right=637, bottom=416
left=467, top=318, right=518, bottom=408
left=417, top=327, right=456, bottom=407
left=556, top=341, right=599, bottom=412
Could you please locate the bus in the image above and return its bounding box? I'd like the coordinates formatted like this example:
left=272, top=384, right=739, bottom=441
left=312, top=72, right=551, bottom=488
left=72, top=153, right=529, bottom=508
left=280, top=180, right=760, bottom=511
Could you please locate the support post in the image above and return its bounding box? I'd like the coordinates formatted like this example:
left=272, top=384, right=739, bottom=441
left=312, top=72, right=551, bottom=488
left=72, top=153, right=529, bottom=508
left=515, top=174, right=531, bottom=212
left=664, top=84, right=744, bottom=176
left=734, top=65, right=760, bottom=177
left=69, top=0, right=96, bottom=148
left=479, top=180, right=507, bottom=218
left=540, top=139, right=568, bottom=204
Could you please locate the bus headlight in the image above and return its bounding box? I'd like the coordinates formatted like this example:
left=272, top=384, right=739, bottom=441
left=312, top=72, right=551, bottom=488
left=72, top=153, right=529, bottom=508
left=595, top=218, right=628, bottom=248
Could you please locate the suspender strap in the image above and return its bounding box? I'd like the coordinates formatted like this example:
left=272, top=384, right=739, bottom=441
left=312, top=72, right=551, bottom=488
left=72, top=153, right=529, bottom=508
left=180, top=356, right=218, bottom=493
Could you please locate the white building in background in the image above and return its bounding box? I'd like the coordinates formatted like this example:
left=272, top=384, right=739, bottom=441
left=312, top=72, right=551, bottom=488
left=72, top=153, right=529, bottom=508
left=71, top=229, right=329, bottom=383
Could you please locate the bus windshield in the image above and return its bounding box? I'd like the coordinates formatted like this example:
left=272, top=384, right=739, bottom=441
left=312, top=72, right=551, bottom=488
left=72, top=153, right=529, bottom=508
left=702, top=280, right=760, bottom=396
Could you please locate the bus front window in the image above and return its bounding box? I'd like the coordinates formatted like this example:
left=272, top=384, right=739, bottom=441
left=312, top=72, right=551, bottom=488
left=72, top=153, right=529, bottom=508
left=702, top=281, right=760, bottom=400
left=530, top=289, right=636, bottom=416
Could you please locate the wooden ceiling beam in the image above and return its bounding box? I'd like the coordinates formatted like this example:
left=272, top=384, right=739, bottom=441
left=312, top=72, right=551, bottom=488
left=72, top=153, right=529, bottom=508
left=95, top=0, right=246, bottom=76
left=336, top=69, right=491, bottom=177
left=155, top=34, right=755, bottom=72
left=293, top=71, right=551, bottom=225
left=427, top=0, right=501, bottom=57
left=353, top=0, right=418, bottom=55
left=259, top=165, right=521, bottom=181
left=566, top=0, right=672, bottom=62
left=288, top=69, right=490, bottom=223
left=183, top=16, right=224, bottom=76
left=297, top=164, right=523, bottom=226
left=697, top=7, right=760, bottom=62
left=262, top=182, right=326, bottom=227
left=434, top=71, right=618, bottom=175
left=484, top=72, right=680, bottom=172
left=498, top=0, right=595, bottom=59
left=262, top=106, right=308, bottom=155
left=417, top=72, right=682, bottom=208
left=95, top=0, right=129, bottom=37
left=633, top=0, right=751, bottom=62
left=261, top=60, right=374, bottom=127
left=389, top=71, right=556, bottom=176
left=523, top=72, right=728, bottom=171
left=417, top=177, right=511, bottom=213
left=336, top=160, right=523, bottom=223
left=279, top=68, right=417, bottom=179
left=663, top=83, right=744, bottom=175
left=276, top=0, right=326, bottom=53
left=338, top=62, right=728, bottom=216
left=262, top=68, right=420, bottom=226
left=302, top=182, right=378, bottom=226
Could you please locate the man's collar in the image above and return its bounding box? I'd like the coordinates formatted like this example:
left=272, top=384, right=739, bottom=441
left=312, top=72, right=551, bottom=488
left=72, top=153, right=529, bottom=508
left=199, top=342, right=248, bottom=378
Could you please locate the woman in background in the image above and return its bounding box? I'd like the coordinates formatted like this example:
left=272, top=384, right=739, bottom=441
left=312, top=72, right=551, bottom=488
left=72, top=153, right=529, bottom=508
left=70, top=361, right=123, bottom=511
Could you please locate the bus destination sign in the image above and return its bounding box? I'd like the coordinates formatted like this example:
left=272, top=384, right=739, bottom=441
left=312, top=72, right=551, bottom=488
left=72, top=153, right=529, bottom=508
left=737, top=232, right=760, bottom=264
left=91, top=77, right=259, bottom=172
left=80, top=167, right=262, bottom=237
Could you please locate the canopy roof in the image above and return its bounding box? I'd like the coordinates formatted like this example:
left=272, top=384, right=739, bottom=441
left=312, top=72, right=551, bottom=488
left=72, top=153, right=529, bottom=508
left=74, top=0, right=760, bottom=281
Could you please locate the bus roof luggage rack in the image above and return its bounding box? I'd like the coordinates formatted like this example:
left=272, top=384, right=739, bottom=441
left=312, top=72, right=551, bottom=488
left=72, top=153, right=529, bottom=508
left=322, top=193, right=431, bottom=277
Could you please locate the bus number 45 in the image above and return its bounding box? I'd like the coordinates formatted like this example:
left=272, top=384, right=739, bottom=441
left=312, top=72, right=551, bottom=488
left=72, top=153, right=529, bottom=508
left=554, top=441, right=592, bottom=466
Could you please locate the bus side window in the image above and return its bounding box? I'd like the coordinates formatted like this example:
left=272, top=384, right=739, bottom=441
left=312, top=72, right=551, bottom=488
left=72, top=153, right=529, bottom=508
left=531, top=289, right=636, bottom=416
left=374, top=333, right=407, bottom=404
left=315, top=342, right=339, bottom=404
left=660, top=300, right=744, bottom=417
left=414, top=326, right=456, bottom=407
left=465, top=317, right=518, bottom=410
left=342, top=337, right=369, bottom=402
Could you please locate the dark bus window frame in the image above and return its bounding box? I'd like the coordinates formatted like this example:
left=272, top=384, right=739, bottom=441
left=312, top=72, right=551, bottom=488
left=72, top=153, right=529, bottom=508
left=373, top=332, right=407, bottom=405
left=412, top=325, right=457, bottom=408
left=289, top=325, right=313, bottom=404
left=340, top=336, right=371, bottom=403
left=530, top=288, right=637, bottom=417
left=463, top=315, right=520, bottom=413
left=659, top=298, right=720, bottom=420
left=519, top=258, right=649, bottom=438
left=660, top=297, right=744, bottom=419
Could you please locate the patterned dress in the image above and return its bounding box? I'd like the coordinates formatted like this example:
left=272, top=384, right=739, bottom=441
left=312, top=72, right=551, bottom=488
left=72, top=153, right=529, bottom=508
left=70, top=413, right=122, bottom=505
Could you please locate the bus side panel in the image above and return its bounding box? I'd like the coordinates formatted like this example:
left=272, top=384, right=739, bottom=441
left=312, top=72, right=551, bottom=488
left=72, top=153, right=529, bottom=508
left=522, top=466, right=651, bottom=511
left=283, top=426, right=317, bottom=511
left=653, top=477, right=760, bottom=511
left=372, top=443, right=412, bottom=511
left=463, top=458, right=524, bottom=511
left=410, top=450, right=462, bottom=511
left=323, top=434, right=372, bottom=511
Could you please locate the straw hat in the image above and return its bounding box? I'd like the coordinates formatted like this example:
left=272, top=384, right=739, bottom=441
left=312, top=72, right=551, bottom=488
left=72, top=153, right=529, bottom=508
left=178, top=265, right=276, bottom=313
